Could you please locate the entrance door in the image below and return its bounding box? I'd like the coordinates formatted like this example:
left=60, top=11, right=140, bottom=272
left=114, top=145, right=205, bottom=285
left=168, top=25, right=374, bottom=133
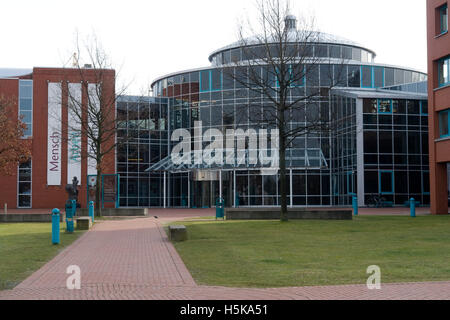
left=190, top=170, right=232, bottom=208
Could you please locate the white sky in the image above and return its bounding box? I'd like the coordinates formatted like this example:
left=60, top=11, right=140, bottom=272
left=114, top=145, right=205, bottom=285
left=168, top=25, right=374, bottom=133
left=0, top=0, right=427, bottom=95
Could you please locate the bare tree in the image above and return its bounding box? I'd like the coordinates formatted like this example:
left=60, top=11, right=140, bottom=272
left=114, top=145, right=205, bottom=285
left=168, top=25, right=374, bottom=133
left=59, top=35, right=127, bottom=217
left=223, top=0, right=346, bottom=221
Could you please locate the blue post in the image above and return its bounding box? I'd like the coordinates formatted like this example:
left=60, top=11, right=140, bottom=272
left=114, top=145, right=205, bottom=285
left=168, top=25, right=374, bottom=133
left=52, top=208, right=60, bottom=245
left=89, top=201, right=95, bottom=223
left=216, top=197, right=225, bottom=220
left=65, top=201, right=74, bottom=233
left=410, top=198, right=416, bottom=218
left=71, top=199, right=77, bottom=216
left=352, top=196, right=358, bottom=216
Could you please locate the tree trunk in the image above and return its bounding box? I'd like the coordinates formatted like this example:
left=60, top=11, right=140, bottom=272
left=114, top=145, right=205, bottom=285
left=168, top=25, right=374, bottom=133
left=279, top=138, right=288, bottom=222
left=279, top=106, right=288, bottom=222
left=95, top=169, right=102, bottom=217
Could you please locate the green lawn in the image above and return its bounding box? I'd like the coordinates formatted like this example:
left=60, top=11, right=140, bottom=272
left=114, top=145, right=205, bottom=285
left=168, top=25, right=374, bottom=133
left=0, top=223, right=84, bottom=290
left=170, top=216, right=450, bottom=288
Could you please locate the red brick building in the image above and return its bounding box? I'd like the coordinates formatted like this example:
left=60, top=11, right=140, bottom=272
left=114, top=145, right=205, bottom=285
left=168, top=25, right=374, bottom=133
left=0, top=67, right=116, bottom=209
left=427, top=0, right=450, bottom=215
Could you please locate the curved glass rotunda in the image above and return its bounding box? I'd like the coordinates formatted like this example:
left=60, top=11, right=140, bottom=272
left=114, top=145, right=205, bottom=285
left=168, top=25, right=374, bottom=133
left=117, top=18, right=429, bottom=209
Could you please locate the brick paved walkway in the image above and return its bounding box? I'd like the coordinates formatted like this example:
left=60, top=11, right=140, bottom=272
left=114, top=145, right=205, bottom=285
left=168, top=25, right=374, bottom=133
left=1, top=212, right=450, bottom=300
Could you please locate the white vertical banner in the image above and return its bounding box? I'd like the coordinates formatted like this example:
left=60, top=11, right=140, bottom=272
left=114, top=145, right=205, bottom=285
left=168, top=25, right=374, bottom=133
left=47, top=83, right=62, bottom=185
left=87, top=83, right=99, bottom=177
left=68, top=83, right=82, bottom=185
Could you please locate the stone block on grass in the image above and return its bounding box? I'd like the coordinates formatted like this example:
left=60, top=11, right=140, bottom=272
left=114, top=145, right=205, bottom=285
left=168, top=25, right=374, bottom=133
left=169, top=225, right=188, bottom=242
left=76, top=217, right=92, bottom=230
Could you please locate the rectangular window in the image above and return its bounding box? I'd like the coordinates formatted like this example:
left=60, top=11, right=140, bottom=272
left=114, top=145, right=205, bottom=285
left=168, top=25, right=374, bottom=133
left=421, top=101, right=428, bottom=115
left=384, top=68, right=395, bottom=87
left=379, top=171, right=394, bottom=195
left=438, top=56, right=450, bottom=87
left=342, top=47, right=352, bottom=60
left=200, top=70, right=210, bottom=92
left=373, top=67, right=384, bottom=88
left=348, top=65, right=360, bottom=88
left=211, top=69, right=222, bottom=91
left=352, top=48, right=361, bottom=61
left=440, top=4, right=448, bottom=34
left=439, top=109, right=450, bottom=137
left=18, top=160, right=32, bottom=208
left=361, top=66, right=373, bottom=88
left=346, top=171, right=356, bottom=195
left=314, top=45, right=328, bottom=58
left=378, top=99, right=392, bottom=114
left=291, top=64, right=305, bottom=87
left=329, top=45, right=341, bottom=58
left=19, top=80, right=33, bottom=137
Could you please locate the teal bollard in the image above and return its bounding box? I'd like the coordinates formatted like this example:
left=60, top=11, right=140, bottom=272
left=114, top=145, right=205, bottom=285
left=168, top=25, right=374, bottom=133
left=410, top=198, right=416, bottom=218
left=52, top=208, right=60, bottom=245
left=352, top=196, right=358, bottom=216
left=65, top=202, right=74, bottom=233
left=71, top=200, right=77, bottom=216
left=89, top=201, right=95, bottom=223
left=216, top=197, right=225, bottom=220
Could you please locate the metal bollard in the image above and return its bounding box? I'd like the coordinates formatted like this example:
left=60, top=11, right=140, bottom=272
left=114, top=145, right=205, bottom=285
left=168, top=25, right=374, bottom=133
left=410, top=198, right=416, bottom=218
left=71, top=199, right=77, bottom=216
left=89, top=201, right=95, bottom=223
left=216, top=197, right=225, bottom=220
left=52, top=208, right=60, bottom=245
left=352, top=196, right=358, bottom=216
left=65, top=201, right=74, bottom=233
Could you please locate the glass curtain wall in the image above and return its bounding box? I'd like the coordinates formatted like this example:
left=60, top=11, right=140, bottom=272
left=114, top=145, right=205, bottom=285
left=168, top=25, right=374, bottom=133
left=117, top=97, right=168, bottom=207
left=362, top=98, right=430, bottom=205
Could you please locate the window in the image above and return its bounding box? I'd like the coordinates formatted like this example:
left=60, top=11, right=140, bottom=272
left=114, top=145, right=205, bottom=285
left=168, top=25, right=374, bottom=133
left=19, top=80, right=33, bottom=137
left=329, top=45, right=341, bottom=58
left=314, top=45, right=328, bottom=58
left=379, top=171, right=394, bottom=195
left=374, top=67, right=384, bottom=88
left=361, top=66, right=373, bottom=88
left=346, top=171, right=356, bottom=195
left=439, top=109, right=450, bottom=137
left=378, top=99, right=392, bottom=114
left=18, top=160, right=32, bottom=208
left=438, top=56, right=450, bottom=87
left=384, top=68, right=394, bottom=87
left=348, top=65, right=360, bottom=88
left=439, top=4, right=448, bottom=34
left=421, top=101, right=429, bottom=115
left=363, top=99, right=377, bottom=114
left=200, top=70, right=222, bottom=92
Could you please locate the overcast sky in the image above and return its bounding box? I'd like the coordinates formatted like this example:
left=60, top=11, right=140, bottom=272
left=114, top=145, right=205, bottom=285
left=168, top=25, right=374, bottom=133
left=1, top=0, right=427, bottom=94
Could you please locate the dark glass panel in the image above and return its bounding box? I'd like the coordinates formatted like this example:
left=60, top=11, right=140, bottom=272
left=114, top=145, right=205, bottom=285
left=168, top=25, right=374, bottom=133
left=364, top=131, right=378, bottom=153
left=348, top=65, right=360, bottom=87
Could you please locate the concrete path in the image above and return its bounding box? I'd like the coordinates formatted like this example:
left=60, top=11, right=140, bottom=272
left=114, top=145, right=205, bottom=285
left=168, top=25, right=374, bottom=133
left=1, top=211, right=450, bottom=300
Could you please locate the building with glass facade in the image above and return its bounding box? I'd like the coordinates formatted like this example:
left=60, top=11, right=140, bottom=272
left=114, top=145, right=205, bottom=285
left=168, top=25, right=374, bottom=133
left=117, top=17, right=430, bottom=209
left=0, top=18, right=435, bottom=211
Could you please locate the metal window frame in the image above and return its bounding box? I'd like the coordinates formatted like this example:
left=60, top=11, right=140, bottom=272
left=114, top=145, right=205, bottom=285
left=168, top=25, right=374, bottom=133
left=439, top=109, right=450, bottom=138
left=17, top=159, right=32, bottom=209
left=378, top=99, right=393, bottom=114
left=440, top=4, right=448, bottom=34
left=379, top=170, right=394, bottom=195
left=18, top=79, right=33, bottom=138
left=438, top=57, right=450, bottom=87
